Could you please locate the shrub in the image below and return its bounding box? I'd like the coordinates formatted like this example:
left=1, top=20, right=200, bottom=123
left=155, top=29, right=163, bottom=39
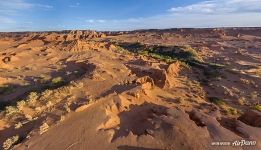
left=39, top=123, right=49, bottom=135
left=172, top=46, right=203, bottom=62
left=250, top=91, right=258, bottom=102
left=149, top=53, right=174, bottom=63
left=25, top=114, right=33, bottom=121
left=27, top=92, right=38, bottom=101
left=46, top=101, right=53, bottom=108
left=60, top=115, right=65, bottom=122
left=208, top=97, right=238, bottom=115
left=237, top=97, right=246, bottom=106
left=17, top=100, right=26, bottom=110
left=253, top=105, right=261, bottom=112
left=64, top=105, right=71, bottom=113
left=51, top=77, right=63, bottom=85
left=208, top=97, right=226, bottom=106
left=39, top=74, right=51, bottom=84
left=115, top=46, right=131, bottom=55
left=224, top=107, right=238, bottom=115
left=40, top=89, right=53, bottom=101
left=2, top=135, right=19, bottom=150
left=26, top=92, right=39, bottom=105
left=14, top=122, right=23, bottom=129
left=5, top=106, right=19, bottom=116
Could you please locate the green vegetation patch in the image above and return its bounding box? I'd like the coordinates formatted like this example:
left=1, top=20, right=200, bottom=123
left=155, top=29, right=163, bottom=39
left=151, top=46, right=203, bottom=63
left=116, top=42, right=225, bottom=81
left=117, top=42, right=203, bottom=64
left=51, top=76, right=64, bottom=85
left=253, top=105, right=261, bottom=112
left=208, top=97, right=226, bottom=106
left=39, top=74, right=52, bottom=84
left=0, top=85, right=15, bottom=95
left=208, top=96, right=238, bottom=115
left=224, top=107, right=238, bottom=115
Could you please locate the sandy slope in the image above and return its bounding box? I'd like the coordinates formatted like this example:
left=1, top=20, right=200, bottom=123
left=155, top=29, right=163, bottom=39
left=0, top=29, right=260, bottom=150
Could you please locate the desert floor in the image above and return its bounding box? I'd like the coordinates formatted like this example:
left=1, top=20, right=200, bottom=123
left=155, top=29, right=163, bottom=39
left=0, top=28, right=260, bottom=150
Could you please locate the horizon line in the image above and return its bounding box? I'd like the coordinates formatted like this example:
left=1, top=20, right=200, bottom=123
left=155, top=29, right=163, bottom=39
left=1, top=26, right=261, bottom=33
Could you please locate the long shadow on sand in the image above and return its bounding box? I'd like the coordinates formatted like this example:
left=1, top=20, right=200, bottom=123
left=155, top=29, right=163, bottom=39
left=109, top=102, right=169, bottom=142
left=0, top=61, right=96, bottom=111
left=98, top=84, right=137, bottom=99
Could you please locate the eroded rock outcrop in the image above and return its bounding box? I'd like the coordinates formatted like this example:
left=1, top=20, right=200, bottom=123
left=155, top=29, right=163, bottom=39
left=62, top=40, right=113, bottom=52
left=126, top=61, right=182, bottom=89
left=135, top=76, right=155, bottom=90
left=164, top=61, right=182, bottom=88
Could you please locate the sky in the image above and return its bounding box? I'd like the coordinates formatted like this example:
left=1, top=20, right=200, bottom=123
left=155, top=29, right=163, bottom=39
left=0, top=0, right=261, bottom=31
